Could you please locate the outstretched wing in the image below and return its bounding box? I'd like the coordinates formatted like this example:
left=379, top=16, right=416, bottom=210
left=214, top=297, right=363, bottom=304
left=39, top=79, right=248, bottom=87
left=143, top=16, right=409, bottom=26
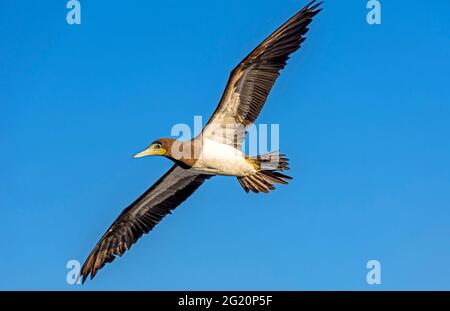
left=80, top=165, right=211, bottom=282
left=202, top=1, right=322, bottom=148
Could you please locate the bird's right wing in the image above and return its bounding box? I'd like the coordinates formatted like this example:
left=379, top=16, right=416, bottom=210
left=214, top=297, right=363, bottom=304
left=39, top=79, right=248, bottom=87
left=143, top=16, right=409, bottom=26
left=79, top=165, right=211, bottom=282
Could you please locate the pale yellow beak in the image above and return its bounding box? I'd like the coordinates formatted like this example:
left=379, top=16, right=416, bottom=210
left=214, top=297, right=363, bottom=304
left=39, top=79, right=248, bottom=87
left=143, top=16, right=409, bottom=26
left=133, top=145, right=166, bottom=158
left=133, top=148, right=153, bottom=158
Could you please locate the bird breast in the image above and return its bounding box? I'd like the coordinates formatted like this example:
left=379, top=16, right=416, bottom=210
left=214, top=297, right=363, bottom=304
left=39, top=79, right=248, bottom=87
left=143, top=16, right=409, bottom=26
left=191, top=139, right=256, bottom=177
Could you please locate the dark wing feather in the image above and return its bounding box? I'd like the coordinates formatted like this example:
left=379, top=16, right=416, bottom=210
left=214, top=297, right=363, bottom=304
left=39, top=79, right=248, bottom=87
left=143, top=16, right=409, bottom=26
left=79, top=165, right=210, bottom=282
left=203, top=1, right=322, bottom=147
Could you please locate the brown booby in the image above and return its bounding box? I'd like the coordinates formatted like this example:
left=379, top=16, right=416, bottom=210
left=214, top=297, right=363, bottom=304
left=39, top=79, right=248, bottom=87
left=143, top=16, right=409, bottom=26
left=80, top=1, right=322, bottom=282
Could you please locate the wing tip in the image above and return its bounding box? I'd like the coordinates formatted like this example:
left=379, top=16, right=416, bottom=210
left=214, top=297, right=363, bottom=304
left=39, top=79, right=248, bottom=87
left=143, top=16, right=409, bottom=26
left=307, top=0, right=324, bottom=10
left=78, top=246, right=103, bottom=284
left=78, top=261, right=94, bottom=285
left=305, top=1, right=324, bottom=17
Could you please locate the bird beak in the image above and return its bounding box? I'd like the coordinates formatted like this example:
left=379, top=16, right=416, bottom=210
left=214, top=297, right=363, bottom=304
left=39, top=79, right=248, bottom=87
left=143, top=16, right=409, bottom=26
left=133, top=145, right=166, bottom=158
left=133, top=148, right=154, bottom=158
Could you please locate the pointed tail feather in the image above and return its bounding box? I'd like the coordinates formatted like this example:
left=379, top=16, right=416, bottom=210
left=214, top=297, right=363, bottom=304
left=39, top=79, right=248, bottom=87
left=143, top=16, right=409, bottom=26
left=237, top=152, right=292, bottom=193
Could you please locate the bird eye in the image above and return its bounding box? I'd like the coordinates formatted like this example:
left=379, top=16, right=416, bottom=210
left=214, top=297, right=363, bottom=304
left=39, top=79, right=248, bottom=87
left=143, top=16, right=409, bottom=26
left=154, top=143, right=161, bottom=149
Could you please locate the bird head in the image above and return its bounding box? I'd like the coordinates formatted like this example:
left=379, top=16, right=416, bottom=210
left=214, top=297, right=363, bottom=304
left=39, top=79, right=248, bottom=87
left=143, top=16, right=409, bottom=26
left=133, top=138, right=175, bottom=158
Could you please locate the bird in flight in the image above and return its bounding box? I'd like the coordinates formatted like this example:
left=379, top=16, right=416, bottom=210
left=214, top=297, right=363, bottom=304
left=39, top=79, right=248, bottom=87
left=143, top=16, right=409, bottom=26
left=80, top=1, right=322, bottom=282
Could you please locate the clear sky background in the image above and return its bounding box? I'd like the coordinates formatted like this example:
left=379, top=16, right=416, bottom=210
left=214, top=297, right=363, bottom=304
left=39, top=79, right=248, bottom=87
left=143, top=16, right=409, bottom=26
left=1, top=0, right=449, bottom=290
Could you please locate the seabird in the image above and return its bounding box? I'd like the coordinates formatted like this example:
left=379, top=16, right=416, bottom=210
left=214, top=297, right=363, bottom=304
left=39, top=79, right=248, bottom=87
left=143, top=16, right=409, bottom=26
left=80, top=1, right=322, bottom=282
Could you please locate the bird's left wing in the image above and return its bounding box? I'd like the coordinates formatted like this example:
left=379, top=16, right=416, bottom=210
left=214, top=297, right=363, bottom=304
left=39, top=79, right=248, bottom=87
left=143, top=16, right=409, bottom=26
left=202, top=1, right=322, bottom=148
left=79, top=165, right=210, bottom=282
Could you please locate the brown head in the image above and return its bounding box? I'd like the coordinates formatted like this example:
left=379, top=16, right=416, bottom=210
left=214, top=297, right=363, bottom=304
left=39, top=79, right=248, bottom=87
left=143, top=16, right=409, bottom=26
left=133, top=137, right=199, bottom=168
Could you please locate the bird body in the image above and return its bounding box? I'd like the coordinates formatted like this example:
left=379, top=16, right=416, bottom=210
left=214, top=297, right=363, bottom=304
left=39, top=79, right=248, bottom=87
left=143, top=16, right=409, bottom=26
left=80, top=1, right=322, bottom=282
left=191, top=138, right=256, bottom=177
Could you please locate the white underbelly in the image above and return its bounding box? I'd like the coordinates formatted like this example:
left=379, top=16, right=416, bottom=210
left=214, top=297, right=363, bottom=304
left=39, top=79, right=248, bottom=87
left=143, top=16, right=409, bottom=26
left=192, top=139, right=256, bottom=177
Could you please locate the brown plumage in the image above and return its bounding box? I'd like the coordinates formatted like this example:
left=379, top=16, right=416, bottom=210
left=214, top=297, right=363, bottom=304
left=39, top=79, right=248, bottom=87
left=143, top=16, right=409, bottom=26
left=79, top=166, right=211, bottom=282
left=238, top=153, right=292, bottom=193
left=151, top=138, right=201, bottom=168
left=202, top=0, right=322, bottom=148
left=79, top=1, right=321, bottom=283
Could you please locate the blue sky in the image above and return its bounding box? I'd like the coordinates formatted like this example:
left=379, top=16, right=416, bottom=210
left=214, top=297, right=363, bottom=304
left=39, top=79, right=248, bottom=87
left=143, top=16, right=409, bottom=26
left=1, top=0, right=449, bottom=290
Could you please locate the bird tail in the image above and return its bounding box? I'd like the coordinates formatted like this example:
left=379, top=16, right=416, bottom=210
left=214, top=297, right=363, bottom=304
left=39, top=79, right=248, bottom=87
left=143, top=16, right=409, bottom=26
left=237, top=152, right=292, bottom=193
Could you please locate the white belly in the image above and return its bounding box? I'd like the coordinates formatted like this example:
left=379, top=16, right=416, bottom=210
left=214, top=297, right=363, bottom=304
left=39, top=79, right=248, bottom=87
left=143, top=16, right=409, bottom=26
left=192, top=139, right=256, bottom=177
